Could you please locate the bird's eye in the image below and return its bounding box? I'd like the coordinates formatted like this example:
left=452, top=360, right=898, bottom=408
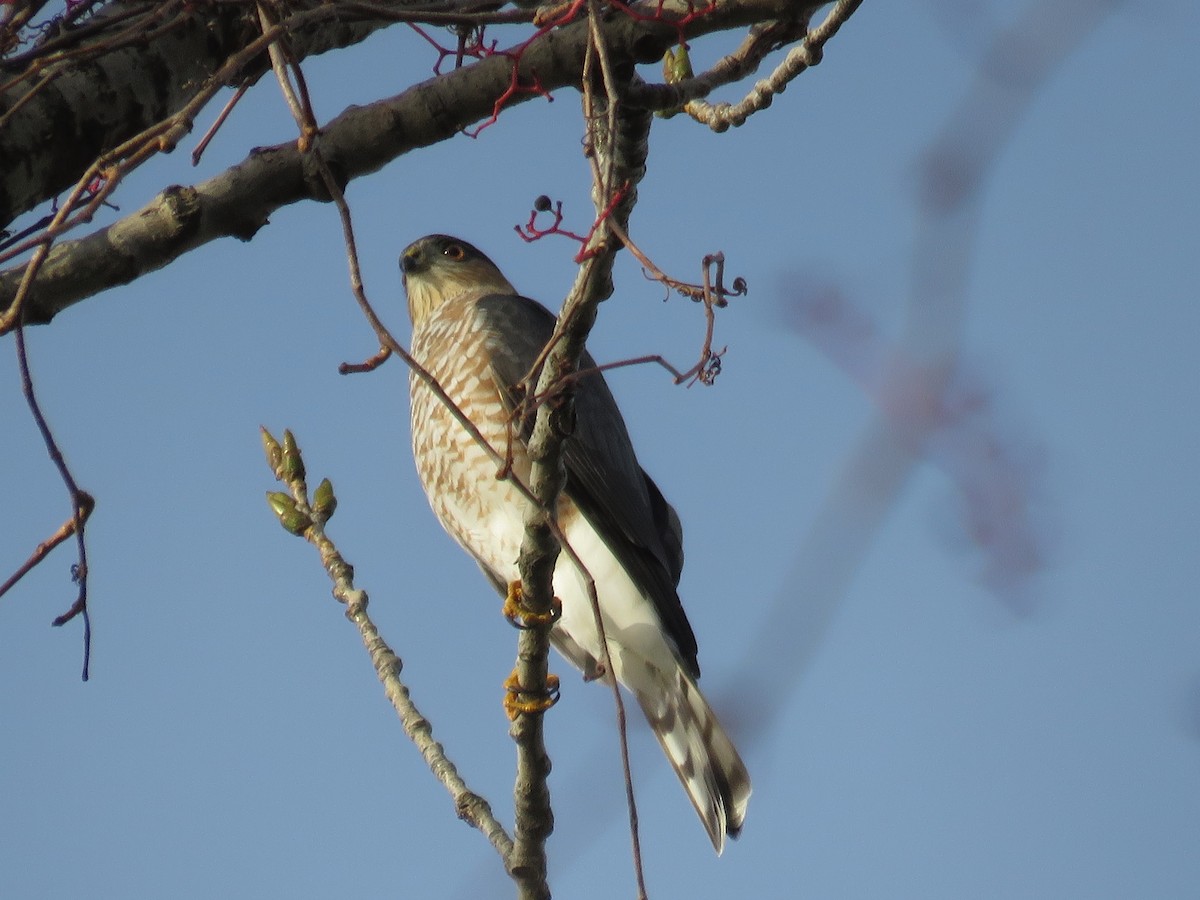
left=443, top=244, right=465, bottom=261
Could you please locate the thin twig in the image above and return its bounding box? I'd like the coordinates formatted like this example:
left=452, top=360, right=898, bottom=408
left=0, top=492, right=94, bottom=600
left=610, top=222, right=745, bottom=385
left=627, top=18, right=804, bottom=115
left=191, top=79, right=252, bottom=166
left=683, top=0, right=864, bottom=131
left=261, top=430, right=514, bottom=860
left=10, top=319, right=92, bottom=679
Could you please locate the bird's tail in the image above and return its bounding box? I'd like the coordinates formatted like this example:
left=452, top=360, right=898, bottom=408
left=636, top=665, right=751, bottom=854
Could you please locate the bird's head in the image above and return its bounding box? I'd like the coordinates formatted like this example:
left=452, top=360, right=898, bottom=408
left=401, top=234, right=517, bottom=326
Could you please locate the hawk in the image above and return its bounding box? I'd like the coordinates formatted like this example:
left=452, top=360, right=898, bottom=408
left=401, top=234, right=750, bottom=852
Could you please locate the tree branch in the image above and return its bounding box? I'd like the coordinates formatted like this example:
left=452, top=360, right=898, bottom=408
left=505, top=5, right=654, bottom=889
left=0, top=0, right=433, bottom=224
left=680, top=0, right=863, bottom=131
left=260, top=429, right=515, bottom=860
left=1, top=0, right=809, bottom=326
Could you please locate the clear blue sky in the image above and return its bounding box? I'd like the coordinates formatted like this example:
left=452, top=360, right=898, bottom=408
left=2, top=2, right=1197, bottom=897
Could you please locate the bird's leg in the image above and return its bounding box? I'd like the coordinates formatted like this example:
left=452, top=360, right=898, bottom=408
left=502, top=581, right=562, bottom=630
left=502, top=581, right=562, bottom=718
left=503, top=669, right=561, bottom=719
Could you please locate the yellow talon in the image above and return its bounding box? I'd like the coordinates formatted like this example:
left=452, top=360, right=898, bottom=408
left=502, top=581, right=562, bottom=630
left=503, top=669, right=561, bottom=720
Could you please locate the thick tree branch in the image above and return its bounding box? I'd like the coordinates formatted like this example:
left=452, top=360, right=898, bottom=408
left=0, top=0, right=443, bottom=224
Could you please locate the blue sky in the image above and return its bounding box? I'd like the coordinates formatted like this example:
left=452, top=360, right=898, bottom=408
left=2, top=2, right=1197, bottom=897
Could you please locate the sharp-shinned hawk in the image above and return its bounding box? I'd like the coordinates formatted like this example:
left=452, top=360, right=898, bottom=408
left=401, top=234, right=750, bottom=852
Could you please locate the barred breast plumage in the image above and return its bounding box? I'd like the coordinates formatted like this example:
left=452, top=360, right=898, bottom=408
left=410, top=294, right=527, bottom=572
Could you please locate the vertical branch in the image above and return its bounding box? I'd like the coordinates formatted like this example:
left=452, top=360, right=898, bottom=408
left=507, top=2, right=655, bottom=895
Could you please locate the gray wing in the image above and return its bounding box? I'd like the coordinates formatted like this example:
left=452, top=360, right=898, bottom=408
left=474, top=293, right=699, bottom=677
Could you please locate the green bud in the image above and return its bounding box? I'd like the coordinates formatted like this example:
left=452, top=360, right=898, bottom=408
left=281, top=508, right=312, bottom=535
left=280, top=429, right=305, bottom=481
left=657, top=46, right=694, bottom=120
left=663, top=45, right=693, bottom=83
left=267, top=492, right=312, bottom=535
left=267, top=491, right=296, bottom=518
left=312, top=478, right=337, bottom=521
left=261, top=427, right=282, bottom=475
